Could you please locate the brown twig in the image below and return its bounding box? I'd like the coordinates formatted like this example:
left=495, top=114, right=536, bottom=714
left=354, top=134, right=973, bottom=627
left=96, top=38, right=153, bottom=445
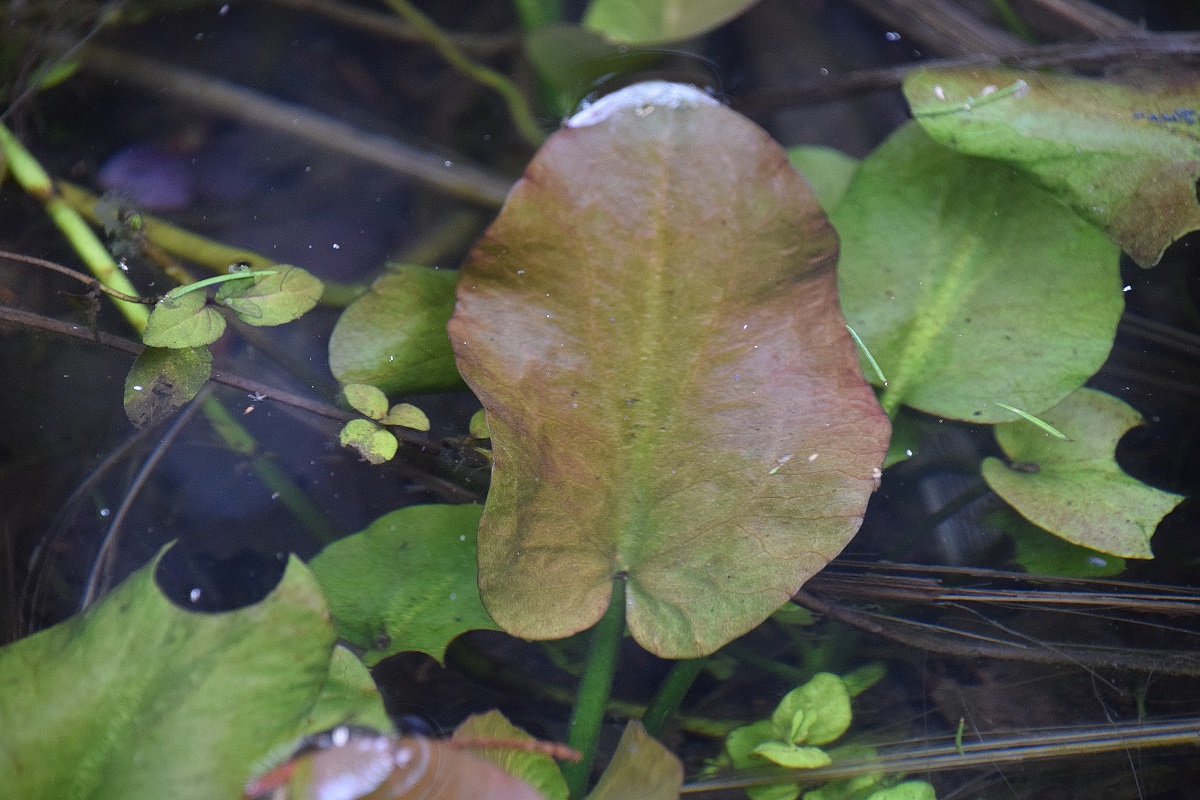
left=735, top=32, right=1200, bottom=113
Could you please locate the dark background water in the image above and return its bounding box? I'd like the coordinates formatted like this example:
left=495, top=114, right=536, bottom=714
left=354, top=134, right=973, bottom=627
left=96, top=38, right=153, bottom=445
left=2, top=2, right=1199, bottom=797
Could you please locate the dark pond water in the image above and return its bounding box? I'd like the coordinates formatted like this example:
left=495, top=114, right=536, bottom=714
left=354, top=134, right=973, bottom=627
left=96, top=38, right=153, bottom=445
left=2, top=1, right=1200, bottom=798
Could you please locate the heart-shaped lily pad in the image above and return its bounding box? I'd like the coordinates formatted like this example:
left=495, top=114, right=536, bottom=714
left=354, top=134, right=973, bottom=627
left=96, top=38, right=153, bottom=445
left=449, top=82, right=889, bottom=658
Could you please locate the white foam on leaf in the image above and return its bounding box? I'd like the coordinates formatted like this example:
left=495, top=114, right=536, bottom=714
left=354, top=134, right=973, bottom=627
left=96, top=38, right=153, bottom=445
left=567, top=81, right=718, bottom=128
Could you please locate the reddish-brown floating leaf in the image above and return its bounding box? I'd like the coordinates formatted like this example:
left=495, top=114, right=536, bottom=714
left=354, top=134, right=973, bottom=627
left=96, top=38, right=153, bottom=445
left=245, top=730, right=548, bottom=800
left=449, top=82, right=889, bottom=658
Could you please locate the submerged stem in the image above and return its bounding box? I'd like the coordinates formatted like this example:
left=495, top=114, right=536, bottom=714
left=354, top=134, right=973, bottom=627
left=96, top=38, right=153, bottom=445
left=563, top=576, right=627, bottom=798
left=642, top=657, right=707, bottom=738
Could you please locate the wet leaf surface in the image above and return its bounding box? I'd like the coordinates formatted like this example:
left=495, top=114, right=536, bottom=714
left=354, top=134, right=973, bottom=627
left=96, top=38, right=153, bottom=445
left=337, top=419, right=397, bottom=464
left=905, top=66, right=1200, bottom=267
left=342, top=382, right=388, bottom=419
left=123, top=345, right=211, bottom=426
left=0, top=548, right=377, bottom=800
left=380, top=402, right=430, bottom=431
left=214, top=265, right=323, bottom=326
left=309, top=504, right=500, bottom=665
left=834, top=122, right=1122, bottom=422
left=143, top=289, right=226, bottom=348
left=981, top=388, right=1185, bottom=558
left=449, top=82, right=889, bottom=658
left=329, top=265, right=465, bottom=395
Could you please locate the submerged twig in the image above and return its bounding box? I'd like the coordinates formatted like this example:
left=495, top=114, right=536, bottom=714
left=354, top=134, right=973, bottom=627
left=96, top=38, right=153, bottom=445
left=380, top=0, right=547, bottom=148
left=683, top=716, right=1200, bottom=793
left=77, top=45, right=515, bottom=207
left=79, top=384, right=212, bottom=609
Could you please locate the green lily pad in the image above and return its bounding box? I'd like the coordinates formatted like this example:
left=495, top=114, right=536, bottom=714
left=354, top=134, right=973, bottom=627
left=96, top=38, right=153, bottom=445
left=337, top=419, right=398, bottom=464
left=525, top=23, right=663, bottom=116
left=0, top=548, right=379, bottom=800
left=833, top=121, right=1122, bottom=422
left=143, top=290, right=226, bottom=348
left=904, top=66, right=1200, bottom=267
left=584, top=0, right=761, bottom=44
left=449, top=82, right=889, bottom=658
left=453, top=710, right=569, bottom=800
left=329, top=265, right=465, bottom=395
left=585, top=721, right=683, bottom=800
left=123, top=345, right=212, bottom=427
left=214, top=265, right=323, bottom=326
left=309, top=504, right=500, bottom=665
left=981, top=388, right=1184, bottom=558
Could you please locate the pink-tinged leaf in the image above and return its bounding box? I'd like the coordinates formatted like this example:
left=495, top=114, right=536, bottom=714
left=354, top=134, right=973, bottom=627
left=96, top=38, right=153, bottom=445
left=449, top=82, right=889, bottom=658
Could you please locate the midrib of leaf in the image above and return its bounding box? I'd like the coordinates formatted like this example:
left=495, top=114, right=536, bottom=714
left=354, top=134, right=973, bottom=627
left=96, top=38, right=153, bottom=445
left=616, top=150, right=673, bottom=567
left=879, top=232, right=981, bottom=417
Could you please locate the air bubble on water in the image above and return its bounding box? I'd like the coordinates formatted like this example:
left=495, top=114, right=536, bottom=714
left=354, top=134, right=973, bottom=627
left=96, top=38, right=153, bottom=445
left=885, top=31, right=901, bottom=41
left=459, top=535, right=466, bottom=541
left=1088, top=556, right=1107, bottom=566
left=133, top=385, right=143, bottom=391
left=189, top=588, right=202, bottom=603
left=1123, top=285, right=1132, bottom=293
left=99, top=507, right=111, bottom=517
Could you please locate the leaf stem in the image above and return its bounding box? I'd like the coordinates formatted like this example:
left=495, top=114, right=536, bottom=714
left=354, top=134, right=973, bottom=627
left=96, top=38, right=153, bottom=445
left=563, top=576, right=627, bottom=798
left=165, top=270, right=279, bottom=300
left=642, top=657, right=707, bottom=738
left=380, top=0, right=547, bottom=148
left=0, top=123, right=150, bottom=330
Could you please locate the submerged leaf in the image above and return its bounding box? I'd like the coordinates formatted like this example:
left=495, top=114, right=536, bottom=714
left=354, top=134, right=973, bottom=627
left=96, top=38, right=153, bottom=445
left=214, top=264, right=323, bottom=326
left=834, top=122, right=1121, bottom=422
left=584, top=0, right=761, bottom=44
left=123, top=345, right=212, bottom=426
left=449, top=82, right=889, bottom=658
left=309, top=504, right=500, bottom=664
left=905, top=66, right=1200, bottom=267
left=0, top=549, right=374, bottom=800
left=329, top=265, right=465, bottom=395
left=981, top=388, right=1184, bottom=558
left=585, top=722, right=682, bottom=800
left=143, top=290, right=226, bottom=348
left=786, top=146, right=859, bottom=211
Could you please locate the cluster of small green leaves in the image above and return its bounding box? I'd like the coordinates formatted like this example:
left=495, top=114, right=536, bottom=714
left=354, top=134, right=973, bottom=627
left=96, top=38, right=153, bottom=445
left=717, top=670, right=934, bottom=800
left=124, top=266, right=323, bottom=426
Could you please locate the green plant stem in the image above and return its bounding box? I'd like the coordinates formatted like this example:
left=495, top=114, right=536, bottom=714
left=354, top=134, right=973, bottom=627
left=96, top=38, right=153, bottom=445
left=642, top=657, right=707, bottom=738
left=562, top=576, right=626, bottom=798
left=381, top=0, right=547, bottom=148
left=56, top=181, right=368, bottom=307
left=0, top=123, right=149, bottom=330
left=202, top=399, right=340, bottom=544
